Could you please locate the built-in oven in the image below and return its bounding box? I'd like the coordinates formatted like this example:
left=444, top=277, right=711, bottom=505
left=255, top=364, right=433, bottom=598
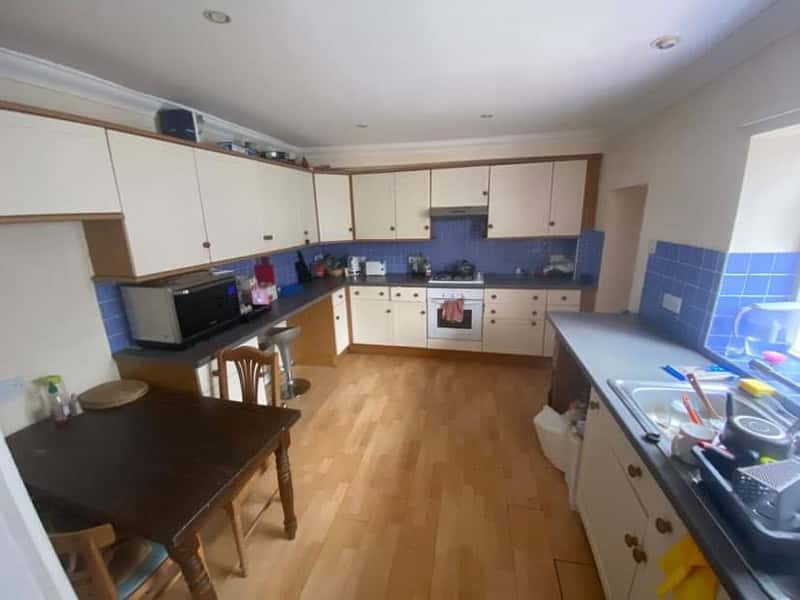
left=427, top=287, right=484, bottom=342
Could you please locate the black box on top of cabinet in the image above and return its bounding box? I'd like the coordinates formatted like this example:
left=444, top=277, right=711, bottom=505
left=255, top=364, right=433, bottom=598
left=157, top=109, right=198, bottom=142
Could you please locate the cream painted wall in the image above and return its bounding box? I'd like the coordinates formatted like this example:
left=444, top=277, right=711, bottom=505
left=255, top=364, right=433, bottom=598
left=0, top=223, right=118, bottom=435
left=730, top=125, right=800, bottom=252
left=304, top=130, right=606, bottom=168
left=598, top=29, right=800, bottom=311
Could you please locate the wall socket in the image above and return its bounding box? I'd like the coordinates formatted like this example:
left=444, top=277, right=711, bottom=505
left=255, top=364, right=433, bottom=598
left=662, top=293, right=682, bottom=315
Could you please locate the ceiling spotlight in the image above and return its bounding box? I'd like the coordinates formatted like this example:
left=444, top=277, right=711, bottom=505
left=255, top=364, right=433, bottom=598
left=203, top=10, right=231, bottom=24
left=355, top=123, right=368, bottom=128
left=480, top=114, right=494, bottom=119
left=650, top=35, right=680, bottom=50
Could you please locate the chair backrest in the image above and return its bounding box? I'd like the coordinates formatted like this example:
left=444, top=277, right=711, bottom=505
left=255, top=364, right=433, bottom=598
left=49, top=524, right=118, bottom=600
left=217, top=346, right=280, bottom=406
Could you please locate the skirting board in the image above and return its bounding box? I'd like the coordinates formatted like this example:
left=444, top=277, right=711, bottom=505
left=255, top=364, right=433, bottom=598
left=347, top=344, right=552, bottom=367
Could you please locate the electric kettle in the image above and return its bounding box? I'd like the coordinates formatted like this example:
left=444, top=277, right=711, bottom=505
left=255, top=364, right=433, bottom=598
left=733, top=302, right=800, bottom=356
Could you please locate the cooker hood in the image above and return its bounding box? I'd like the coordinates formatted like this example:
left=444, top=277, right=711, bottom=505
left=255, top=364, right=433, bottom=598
left=429, top=206, right=489, bottom=218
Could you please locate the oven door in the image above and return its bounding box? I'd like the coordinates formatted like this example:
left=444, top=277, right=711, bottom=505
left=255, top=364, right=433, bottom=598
left=427, top=299, right=483, bottom=341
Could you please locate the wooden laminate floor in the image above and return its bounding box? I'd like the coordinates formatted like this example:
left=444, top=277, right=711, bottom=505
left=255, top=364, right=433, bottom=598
left=161, top=353, right=604, bottom=600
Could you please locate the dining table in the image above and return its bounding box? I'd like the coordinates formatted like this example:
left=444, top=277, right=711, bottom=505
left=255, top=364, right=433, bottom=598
left=6, top=389, right=302, bottom=600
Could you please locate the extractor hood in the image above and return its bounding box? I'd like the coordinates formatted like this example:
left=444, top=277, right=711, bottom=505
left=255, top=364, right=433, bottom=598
left=429, top=206, right=489, bottom=218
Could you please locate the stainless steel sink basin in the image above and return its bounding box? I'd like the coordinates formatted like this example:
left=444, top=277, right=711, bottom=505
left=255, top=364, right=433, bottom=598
left=608, top=379, right=794, bottom=443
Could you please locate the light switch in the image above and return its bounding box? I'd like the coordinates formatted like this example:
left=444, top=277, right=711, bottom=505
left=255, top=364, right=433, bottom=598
left=662, top=293, right=682, bottom=315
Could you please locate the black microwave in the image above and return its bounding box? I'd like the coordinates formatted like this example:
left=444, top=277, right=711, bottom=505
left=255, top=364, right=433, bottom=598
left=121, top=272, right=241, bottom=348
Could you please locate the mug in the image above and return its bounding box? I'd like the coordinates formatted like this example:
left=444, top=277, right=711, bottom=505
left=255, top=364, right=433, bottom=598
left=671, top=423, right=717, bottom=464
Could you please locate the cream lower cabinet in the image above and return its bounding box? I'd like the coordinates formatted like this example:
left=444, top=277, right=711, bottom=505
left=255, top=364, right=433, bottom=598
left=0, top=109, right=120, bottom=217
left=483, top=289, right=546, bottom=355
left=332, top=290, right=350, bottom=354
left=543, top=290, right=582, bottom=357
left=577, top=389, right=711, bottom=600
left=391, top=301, right=427, bottom=348
left=349, top=286, right=393, bottom=346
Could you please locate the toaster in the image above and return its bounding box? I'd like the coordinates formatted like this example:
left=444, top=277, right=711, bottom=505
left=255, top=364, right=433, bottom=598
left=365, top=260, right=387, bottom=276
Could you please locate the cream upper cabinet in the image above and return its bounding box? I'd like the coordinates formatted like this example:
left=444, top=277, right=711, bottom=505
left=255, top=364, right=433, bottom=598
left=314, top=173, right=354, bottom=242
left=0, top=110, right=120, bottom=216
left=352, top=173, right=395, bottom=239
left=487, top=163, right=552, bottom=238
left=195, top=149, right=265, bottom=262
left=106, top=131, right=209, bottom=275
left=292, top=169, right=319, bottom=245
left=549, top=160, right=587, bottom=235
left=394, top=170, right=431, bottom=239
left=261, top=163, right=302, bottom=251
left=430, top=166, right=489, bottom=207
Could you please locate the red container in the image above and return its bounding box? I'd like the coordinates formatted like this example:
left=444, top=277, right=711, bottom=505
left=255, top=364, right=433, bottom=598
left=255, top=260, right=276, bottom=285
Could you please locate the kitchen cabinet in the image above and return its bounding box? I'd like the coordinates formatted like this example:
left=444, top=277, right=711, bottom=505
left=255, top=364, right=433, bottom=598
left=349, top=289, right=393, bottom=346
left=391, top=301, right=427, bottom=348
left=543, top=291, right=582, bottom=357
left=0, top=109, right=120, bottom=217
left=291, top=169, right=319, bottom=245
left=394, top=170, right=431, bottom=239
left=352, top=173, right=395, bottom=239
left=549, top=160, right=587, bottom=236
left=195, top=149, right=265, bottom=262
left=261, top=163, right=304, bottom=251
left=483, top=288, right=546, bottom=355
left=315, top=173, right=354, bottom=242
left=106, top=131, right=210, bottom=275
left=430, top=166, right=489, bottom=207
left=352, top=170, right=431, bottom=240
left=332, top=290, right=350, bottom=354
left=487, top=163, right=552, bottom=238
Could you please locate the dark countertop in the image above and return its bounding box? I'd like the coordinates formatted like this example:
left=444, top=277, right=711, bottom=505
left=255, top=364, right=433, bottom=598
left=114, top=278, right=348, bottom=367
left=548, top=312, right=797, bottom=600
left=348, top=273, right=595, bottom=289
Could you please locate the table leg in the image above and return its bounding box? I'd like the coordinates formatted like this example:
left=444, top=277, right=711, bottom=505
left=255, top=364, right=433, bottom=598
left=168, top=534, right=217, bottom=600
left=275, top=434, right=298, bottom=540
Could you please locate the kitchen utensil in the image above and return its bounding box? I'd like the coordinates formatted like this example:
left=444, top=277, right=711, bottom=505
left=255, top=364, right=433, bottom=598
left=721, top=393, right=792, bottom=460
left=295, top=250, right=312, bottom=283
left=733, top=301, right=800, bottom=357
left=78, top=380, right=149, bottom=410
left=260, top=150, right=290, bottom=161
left=408, top=254, right=429, bottom=277
left=347, top=256, right=364, bottom=277
left=671, top=423, right=717, bottom=464
left=750, top=359, right=800, bottom=393
left=455, top=260, right=475, bottom=278
left=686, top=372, right=722, bottom=420
left=682, top=394, right=703, bottom=425
left=732, top=459, right=800, bottom=530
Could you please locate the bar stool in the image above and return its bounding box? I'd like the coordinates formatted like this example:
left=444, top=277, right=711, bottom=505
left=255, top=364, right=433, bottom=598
left=264, top=325, right=311, bottom=401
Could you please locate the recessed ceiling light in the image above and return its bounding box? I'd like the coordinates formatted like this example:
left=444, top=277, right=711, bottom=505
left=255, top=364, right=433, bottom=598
left=355, top=123, right=368, bottom=128
left=650, top=35, right=680, bottom=50
left=480, top=114, right=494, bottom=119
left=202, top=10, right=231, bottom=24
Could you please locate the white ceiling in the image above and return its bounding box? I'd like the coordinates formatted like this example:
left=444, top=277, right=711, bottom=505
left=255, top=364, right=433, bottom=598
left=0, top=0, right=780, bottom=147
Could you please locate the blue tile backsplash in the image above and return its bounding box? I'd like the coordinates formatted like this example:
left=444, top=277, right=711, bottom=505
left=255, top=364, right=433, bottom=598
left=95, top=217, right=603, bottom=353
left=639, top=241, right=724, bottom=349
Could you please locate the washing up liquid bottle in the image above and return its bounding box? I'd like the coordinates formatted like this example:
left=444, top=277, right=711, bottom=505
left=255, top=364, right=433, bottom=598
left=48, top=381, right=68, bottom=425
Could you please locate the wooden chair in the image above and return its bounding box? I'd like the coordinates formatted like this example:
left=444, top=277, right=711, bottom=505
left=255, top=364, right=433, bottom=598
left=217, top=345, right=282, bottom=577
left=48, top=524, right=184, bottom=600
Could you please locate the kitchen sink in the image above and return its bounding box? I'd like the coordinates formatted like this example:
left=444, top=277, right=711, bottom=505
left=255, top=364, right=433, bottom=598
left=608, top=379, right=794, bottom=444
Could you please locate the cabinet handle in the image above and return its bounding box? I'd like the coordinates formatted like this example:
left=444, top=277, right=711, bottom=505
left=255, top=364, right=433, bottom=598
left=488, top=224, right=494, bottom=229
left=655, top=518, right=673, bottom=534
left=263, top=234, right=274, bottom=241
left=379, top=291, right=385, bottom=296
left=482, top=190, right=489, bottom=196
left=624, top=534, right=638, bottom=548
left=490, top=309, right=496, bottom=314
left=533, top=295, right=539, bottom=300
left=632, top=547, right=647, bottom=564
left=531, top=321, right=537, bottom=326
left=627, top=464, right=643, bottom=478
left=335, top=316, right=340, bottom=320
left=413, top=293, right=419, bottom=297
left=354, top=291, right=360, bottom=295
left=202, top=241, right=211, bottom=249
left=561, top=295, right=568, bottom=301
left=490, top=319, right=496, bottom=324
left=305, top=239, right=310, bottom=245
left=390, top=226, right=395, bottom=231
left=420, top=310, right=426, bottom=315
left=491, top=294, right=497, bottom=300
left=588, top=400, right=600, bottom=410
left=424, top=225, right=430, bottom=230
left=395, top=292, right=401, bottom=297
left=304, top=230, right=309, bottom=235
left=532, top=310, right=538, bottom=316
left=386, top=309, right=392, bottom=314
left=348, top=227, right=353, bottom=232
left=549, top=221, right=556, bottom=227
left=338, top=294, right=344, bottom=299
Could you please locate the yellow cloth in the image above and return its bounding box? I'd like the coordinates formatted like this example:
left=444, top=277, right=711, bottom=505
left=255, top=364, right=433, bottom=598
left=658, top=534, right=718, bottom=599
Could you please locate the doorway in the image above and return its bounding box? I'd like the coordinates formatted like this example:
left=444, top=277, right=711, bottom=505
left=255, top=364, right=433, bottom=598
left=595, top=185, right=648, bottom=313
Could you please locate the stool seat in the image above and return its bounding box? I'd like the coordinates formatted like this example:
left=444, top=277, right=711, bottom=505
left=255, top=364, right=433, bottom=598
left=266, top=326, right=302, bottom=345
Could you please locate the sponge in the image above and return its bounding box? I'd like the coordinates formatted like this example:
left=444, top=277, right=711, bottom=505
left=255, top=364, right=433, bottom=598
left=739, top=378, right=776, bottom=398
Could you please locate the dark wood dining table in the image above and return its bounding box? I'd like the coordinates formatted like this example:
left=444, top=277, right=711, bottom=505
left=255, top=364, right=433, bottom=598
left=6, top=390, right=301, bottom=600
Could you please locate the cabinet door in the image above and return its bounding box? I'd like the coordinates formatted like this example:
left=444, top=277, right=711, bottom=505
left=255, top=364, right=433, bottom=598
left=195, top=150, right=265, bottom=262
left=629, top=504, right=689, bottom=600
left=487, top=163, right=551, bottom=238
left=430, top=166, right=489, bottom=207
left=483, top=318, right=544, bottom=355
left=350, top=300, right=393, bottom=345
left=261, top=163, right=303, bottom=251
left=577, top=395, right=648, bottom=600
left=107, top=131, right=209, bottom=275
left=292, top=169, right=319, bottom=245
left=392, top=302, right=427, bottom=348
left=549, top=160, right=587, bottom=235
left=0, top=109, right=120, bottom=216
left=543, top=305, right=580, bottom=357
left=333, top=299, right=350, bottom=354
left=315, top=174, right=354, bottom=242
left=352, top=173, right=395, bottom=239
left=395, top=170, right=431, bottom=239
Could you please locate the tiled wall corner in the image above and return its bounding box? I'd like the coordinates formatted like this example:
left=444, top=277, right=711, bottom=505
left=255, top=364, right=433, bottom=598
left=576, top=230, right=604, bottom=283
left=639, top=241, right=724, bottom=349
left=705, top=252, right=799, bottom=353
left=94, top=282, right=133, bottom=353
